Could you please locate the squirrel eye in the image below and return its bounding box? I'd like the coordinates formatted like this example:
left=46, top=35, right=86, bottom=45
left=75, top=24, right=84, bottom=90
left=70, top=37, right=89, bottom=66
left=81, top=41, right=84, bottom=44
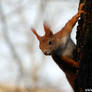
left=48, top=41, right=52, bottom=45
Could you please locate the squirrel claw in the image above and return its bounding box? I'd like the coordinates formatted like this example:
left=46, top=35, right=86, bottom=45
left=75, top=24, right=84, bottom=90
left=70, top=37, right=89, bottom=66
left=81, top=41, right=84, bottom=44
left=79, top=3, right=85, bottom=11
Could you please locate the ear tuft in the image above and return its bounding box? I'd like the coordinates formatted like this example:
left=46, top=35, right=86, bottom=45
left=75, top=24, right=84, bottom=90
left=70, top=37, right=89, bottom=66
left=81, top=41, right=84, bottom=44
left=31, top=28, right=41, bottom=40
left=43, top=23, right=53, bottom=36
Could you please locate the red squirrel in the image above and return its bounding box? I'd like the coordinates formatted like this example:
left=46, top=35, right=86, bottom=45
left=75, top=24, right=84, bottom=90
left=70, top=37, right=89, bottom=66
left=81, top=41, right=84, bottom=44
left=31, top=3, right=85, bottom=88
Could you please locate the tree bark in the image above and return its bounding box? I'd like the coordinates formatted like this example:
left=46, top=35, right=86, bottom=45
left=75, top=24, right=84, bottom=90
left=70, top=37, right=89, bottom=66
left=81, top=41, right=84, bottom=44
left=74, top=0, right=92, bottom=91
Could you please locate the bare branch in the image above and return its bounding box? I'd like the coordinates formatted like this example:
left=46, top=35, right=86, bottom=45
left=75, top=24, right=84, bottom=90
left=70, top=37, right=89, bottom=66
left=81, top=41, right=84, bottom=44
left=0, top=2, right=24, bottom=84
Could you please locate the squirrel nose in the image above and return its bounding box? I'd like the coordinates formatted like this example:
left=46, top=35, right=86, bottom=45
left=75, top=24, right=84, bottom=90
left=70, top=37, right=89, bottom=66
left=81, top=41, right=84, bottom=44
left=44, top=50, right=50, bottom=55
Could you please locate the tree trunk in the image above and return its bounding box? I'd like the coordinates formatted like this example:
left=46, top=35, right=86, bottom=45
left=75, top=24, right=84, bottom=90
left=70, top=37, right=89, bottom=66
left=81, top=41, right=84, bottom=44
left=74, top=0, right=92, bottom=91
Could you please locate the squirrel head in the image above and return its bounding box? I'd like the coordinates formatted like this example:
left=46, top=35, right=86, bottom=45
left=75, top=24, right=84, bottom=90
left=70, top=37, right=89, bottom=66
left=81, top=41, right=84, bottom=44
left=32, top=23, right=62, bottom=55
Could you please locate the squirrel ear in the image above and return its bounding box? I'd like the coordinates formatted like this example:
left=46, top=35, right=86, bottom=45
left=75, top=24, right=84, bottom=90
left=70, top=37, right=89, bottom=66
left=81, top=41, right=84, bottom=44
left=31, top=28, right=41, bottom=40
left=43, top=23, right=53, bottom=36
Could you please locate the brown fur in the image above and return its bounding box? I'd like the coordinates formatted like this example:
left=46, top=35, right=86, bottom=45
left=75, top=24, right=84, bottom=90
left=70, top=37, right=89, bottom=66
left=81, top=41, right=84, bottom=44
left=31, top=3, right=85, bottom=88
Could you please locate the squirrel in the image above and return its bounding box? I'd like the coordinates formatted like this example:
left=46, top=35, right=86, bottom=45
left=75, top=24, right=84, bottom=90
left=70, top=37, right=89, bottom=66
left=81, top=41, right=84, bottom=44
left=31, top=3, right=85, bottom=88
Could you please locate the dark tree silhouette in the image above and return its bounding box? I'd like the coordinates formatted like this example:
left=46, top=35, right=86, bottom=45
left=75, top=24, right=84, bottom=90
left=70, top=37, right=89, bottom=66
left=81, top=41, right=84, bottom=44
left=74, top=0, right=92, bottom=91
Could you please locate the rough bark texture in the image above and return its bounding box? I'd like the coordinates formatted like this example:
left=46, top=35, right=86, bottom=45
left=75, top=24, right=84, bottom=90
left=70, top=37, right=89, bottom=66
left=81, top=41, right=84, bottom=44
left=74, top=0, right=92, bottom=91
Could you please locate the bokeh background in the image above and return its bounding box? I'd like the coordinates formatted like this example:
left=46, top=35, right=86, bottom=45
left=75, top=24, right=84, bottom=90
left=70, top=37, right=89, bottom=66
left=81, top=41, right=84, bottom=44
left=0, top=0, right=79, bottom=92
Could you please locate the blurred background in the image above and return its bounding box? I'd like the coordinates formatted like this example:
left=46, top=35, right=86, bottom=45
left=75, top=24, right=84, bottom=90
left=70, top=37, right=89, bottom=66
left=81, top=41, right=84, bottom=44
left=0, top=0, right=79, bottom=92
